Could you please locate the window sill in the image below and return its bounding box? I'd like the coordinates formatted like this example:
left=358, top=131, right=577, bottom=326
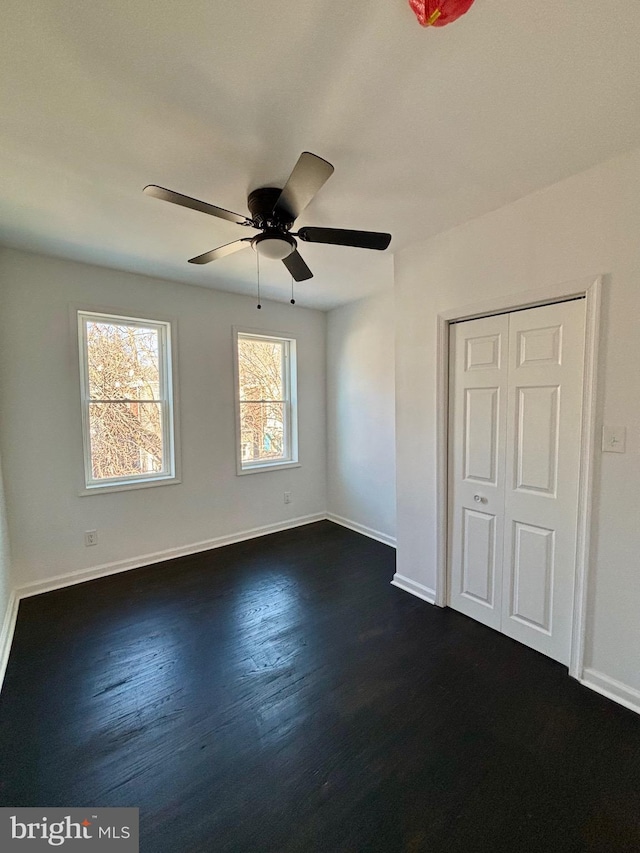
left=237, top=461, right=301, bottom=476
left=79, top=475, right=181, bottom=496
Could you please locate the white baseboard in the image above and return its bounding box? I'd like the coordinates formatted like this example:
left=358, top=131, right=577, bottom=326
left=0, top=591, right=19, bottom=691
left=15, top=513, right=326, bottom=600
left=390, top=573, right=436, bottom=605
left=326, top=513, right=396, bottom=548
left=580, top=667, right=640, bottom=716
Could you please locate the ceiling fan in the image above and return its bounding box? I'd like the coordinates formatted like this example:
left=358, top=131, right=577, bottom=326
left=143, top=152, right=391, bottom=282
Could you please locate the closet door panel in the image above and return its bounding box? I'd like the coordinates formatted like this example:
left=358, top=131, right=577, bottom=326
left=501, top=301, right=585, bottom=664
left=448, top=315, right=509, bottom=630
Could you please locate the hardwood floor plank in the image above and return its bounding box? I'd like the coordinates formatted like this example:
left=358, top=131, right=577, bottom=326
left=0, top=521, right=639, bottom=852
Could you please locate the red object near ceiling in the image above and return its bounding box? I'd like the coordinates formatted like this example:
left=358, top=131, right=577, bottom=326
left=409, top=0, right=476, bottom=27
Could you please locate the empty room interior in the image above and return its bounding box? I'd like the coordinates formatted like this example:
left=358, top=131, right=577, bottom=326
left=1, top=1, right=639, bottom=850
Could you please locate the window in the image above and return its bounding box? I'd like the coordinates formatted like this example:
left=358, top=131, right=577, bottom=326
left=234, top=330, right=298, bottom=473
left=78, top=311, right=177, bottom=492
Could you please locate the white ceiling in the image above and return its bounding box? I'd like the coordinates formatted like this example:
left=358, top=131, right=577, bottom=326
left=2, top=1, right=640, bottom=310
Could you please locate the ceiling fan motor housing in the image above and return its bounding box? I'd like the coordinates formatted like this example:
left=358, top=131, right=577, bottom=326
left=248, top=186, right=297, bottom=259
left=247, top=187, right=294, bottom=229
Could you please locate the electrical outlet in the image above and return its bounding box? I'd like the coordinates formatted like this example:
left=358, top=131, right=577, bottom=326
left=84, top=530, right=98, bottom=547
left=284, top=491, right=292, bottom=504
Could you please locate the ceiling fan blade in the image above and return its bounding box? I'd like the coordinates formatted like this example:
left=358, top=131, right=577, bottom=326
left=282, top=250, right=313, bottom=282
left=188, top=239, right=252, bottom=265
left=273, top=153, right=334, bottom=221
left=144, top=185, right=249, bottom=225
left=297, top=226, right=391, bottom=251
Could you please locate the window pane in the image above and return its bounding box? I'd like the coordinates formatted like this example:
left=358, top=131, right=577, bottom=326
left=89, top=402, right=164, bottom=479
left=238, top=338, right=284, bottom=402
left=239, top=401, right=285, bottom=463
left=87, top=321, right=160, bottom=400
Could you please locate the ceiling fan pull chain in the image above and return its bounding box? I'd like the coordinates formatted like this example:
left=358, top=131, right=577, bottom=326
left=256, top=252, right=262, bottom=310
left=290, top=274, right=296, bottom=305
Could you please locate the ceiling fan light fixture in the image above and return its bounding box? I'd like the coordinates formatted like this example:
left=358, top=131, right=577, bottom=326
left=252, top=232, right=296, bottom=260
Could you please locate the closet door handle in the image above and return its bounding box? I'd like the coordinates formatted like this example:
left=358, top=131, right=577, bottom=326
left=474, top=494, right=487, bottom=504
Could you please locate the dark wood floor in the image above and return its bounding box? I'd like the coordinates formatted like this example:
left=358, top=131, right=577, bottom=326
left=1, top=521, right=639, bottom=852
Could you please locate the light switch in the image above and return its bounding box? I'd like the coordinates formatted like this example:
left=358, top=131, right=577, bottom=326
left=602, top=425, right=626, bottom=453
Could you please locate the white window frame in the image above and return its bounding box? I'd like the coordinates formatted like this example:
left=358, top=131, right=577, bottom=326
left=233, top=327, right=299, bottom=475
left=77, top=310, right=179, bottom=494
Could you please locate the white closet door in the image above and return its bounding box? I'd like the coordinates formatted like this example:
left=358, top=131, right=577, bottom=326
left=500, top=300, right=585, bottom=664
left=448, top=314, right=509, bottom=631
left=448, top=300, right=585, bottom=666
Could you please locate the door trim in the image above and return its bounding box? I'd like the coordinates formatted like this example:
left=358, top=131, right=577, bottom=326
left=435, top=276, right=602, bottom=680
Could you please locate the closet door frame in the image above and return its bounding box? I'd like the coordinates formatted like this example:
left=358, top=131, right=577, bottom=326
left=435, top=276, right=602, bottom=680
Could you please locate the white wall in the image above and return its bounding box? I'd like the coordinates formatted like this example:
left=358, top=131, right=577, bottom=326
left=0, top=249, right=327, bottom=590
left=395, top=147, right=640, bottom=696
left=326, top=290, right=396, bottom=544
left=0, top=450, right=13, bottom=645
